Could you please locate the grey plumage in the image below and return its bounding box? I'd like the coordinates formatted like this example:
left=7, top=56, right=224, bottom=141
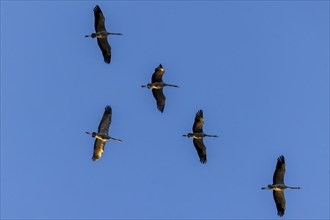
left=141, top=64, right=179, bottom=113
left=85, top=5, right=122, bottom=64
left=193, top=110, right=204, bottom=133
left=193, top=139, right=207, bottom=164
left=85, top=106, right=123, bottom=161
left=152, top=89, right=166, bottom=113
left=94, top=5, right=111, bottom=64
left=183, top=110, right=218, bottom=164
left=261, top=155, right=301, bottom=217
left=193, top=110, right=207, bottom=163
left=273, top=155, right=286, bottom=217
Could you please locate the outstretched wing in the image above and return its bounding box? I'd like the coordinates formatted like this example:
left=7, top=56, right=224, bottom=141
left=151, top=64, right=165, bottom=83
left=193, top=110, right=204, bottom=133
left=92, top=139, right=106, bottom=161
left=94, top=5, right=106, bottom=32
left=98, top=105, right=112, bottom=135
left=97, top=38, right=111, bottom=64
left=193, top=139, right=207, bottom=164
left=273, top=190, right=286, bottom=217
left=273, top=155, right=286, bottom=184
left=152, top=89, right=166, bottom=113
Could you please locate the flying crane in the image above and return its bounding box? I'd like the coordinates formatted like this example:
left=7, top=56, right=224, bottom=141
left=85, top=106, right=123, bottom=161
left=85, top=5, right=122, bottom=64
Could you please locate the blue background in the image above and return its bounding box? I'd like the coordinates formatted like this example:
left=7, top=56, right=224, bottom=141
left=1, top=1, right=329, bottom=219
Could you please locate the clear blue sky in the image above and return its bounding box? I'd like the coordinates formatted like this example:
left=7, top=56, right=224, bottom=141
left=1, top=1, right=329, bottom=219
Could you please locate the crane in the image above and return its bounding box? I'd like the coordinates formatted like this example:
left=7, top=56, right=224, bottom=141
left=142, top=64, right=179, bottom=113
left=183, top=110, right=218, bottom=164
left=85, top=5, right=122, bottom=64
left=85, top=105, right=123, bottom=161
left=261, top=155, right=301, bottom=217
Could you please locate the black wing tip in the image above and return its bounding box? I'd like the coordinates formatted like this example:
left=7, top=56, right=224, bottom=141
left=92, top=156, right=99, bottom=161
left=105, top=105, right=112, bottom=113
left=103, top=53, right=111, bottom=64
left=155, top=64, right=164, bottom=72
left=277, top=211, right=285, bottom=217
left=196, top=109, right=203, bottom=117
left=200, top=156, right=207, bottom=164
left=277, top=155, right=285, bottom=163
left=94, top=5, right=101, bottom=12
left=157, top=105, right=165, bottom=113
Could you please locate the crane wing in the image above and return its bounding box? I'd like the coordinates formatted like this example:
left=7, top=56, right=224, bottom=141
left=98, top=105, right=112, bottom=135
left=193, top=139, right=207, bottom=164
left=193, top=110, right=204, bottom=133
left=92, top=139, right=106, bottom=161
left=97, top=38, right=111, bottom=64
left=94, top=5, right=106, bottom=32
left=152, top=89, right=166, bottom=113
left=151, top=69, right=164, bottom=83
left=273, top=190, right=286, bottom=217
left=273, top=155, right=286, bottom=184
